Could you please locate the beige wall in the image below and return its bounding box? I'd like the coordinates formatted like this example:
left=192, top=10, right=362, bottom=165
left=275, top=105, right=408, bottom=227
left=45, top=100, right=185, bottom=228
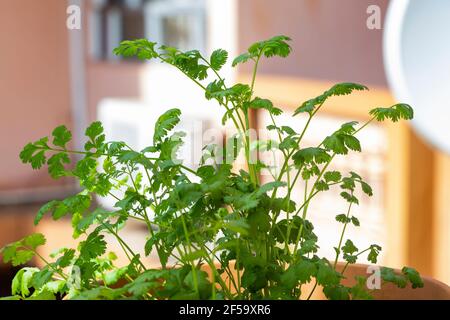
left=0, top=0, right=71, bottom=190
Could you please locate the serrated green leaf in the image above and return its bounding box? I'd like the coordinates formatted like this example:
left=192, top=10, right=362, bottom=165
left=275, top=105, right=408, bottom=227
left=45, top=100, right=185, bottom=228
left=294, top=83, right=367, bottom=116
left=316, top=260, right=340, bottom=286
left=52, top=125, right=72, bottom=148
left=114, top=39, right=158, bottom=60
left=248, top=97, right=283, bottom=116
left=210, top=49, right=228, bottom=71
left=47, top=152, right=70, bottom=178
left=360, top=181, right=373, bottom=196
left=335, top=214, right=350, bottom=224
left=380, top=267, right=407, bottom=288
left=35, top=200, right=59, bottom=225
left=232, top=52, right=253, bottom=67
left=23, top=233, right=46, bottom=250
left=12, top=250, right=35, bottom=267
left=293, top=147, right=331, bottom=167
left=342, top=239, right=358, bottom=255
left=402, top=267, right=424, bottom=289
left=367, top=244, right=382, bottom=263
left=369, top=103, right=414, bottom=122
left=79, top=231, right=107, bottom=260
left=340, top=191, right=359, bottom=205
left=351, top=216, right=360, bottom=227
left=324, top=171, right=341, bottom=183
left=153, top=108, right=181, bottom=144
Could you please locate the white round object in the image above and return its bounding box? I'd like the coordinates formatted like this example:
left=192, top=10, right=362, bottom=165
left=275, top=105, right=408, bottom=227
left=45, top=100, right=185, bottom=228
left=384, top=0, right=450, bottom=154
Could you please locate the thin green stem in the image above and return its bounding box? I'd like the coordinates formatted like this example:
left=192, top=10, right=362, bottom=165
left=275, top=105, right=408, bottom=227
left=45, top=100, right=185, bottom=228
left=333, top=195, right=354, bottom=269
left=26, top=247, right=68, bottom=281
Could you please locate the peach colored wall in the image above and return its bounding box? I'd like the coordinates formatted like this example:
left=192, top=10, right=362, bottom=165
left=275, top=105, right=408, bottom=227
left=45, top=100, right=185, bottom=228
left=0, top=0, right=71, bottom=190
left=237, top=0, right=389, bottom=87
left=83, top=0, right=142, bottom=121
left=86, top=62, right=142, bottom=122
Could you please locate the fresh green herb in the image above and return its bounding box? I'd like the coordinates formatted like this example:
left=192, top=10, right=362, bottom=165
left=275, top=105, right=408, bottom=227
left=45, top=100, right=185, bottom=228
left=0, top=36, right=422, bottom=300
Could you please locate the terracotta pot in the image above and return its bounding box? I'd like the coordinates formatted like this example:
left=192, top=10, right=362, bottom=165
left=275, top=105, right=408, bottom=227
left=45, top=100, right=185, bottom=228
left=204, top=262, right=450, bottom=300
left=316, top=263, right=450, bottom=300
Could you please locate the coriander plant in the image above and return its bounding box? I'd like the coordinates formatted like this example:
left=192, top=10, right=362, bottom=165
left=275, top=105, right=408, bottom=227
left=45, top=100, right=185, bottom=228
left=0, top=36, right=423, bottom=300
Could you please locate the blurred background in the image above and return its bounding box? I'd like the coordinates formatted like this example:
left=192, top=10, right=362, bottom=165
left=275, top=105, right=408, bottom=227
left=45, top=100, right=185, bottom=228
left=0, top=0, right=449, bottom=293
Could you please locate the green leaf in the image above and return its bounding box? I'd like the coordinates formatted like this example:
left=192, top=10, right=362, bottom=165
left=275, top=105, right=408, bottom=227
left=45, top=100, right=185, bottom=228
left=324, top=171, right=342, bottom=183
left=84, top=121, right=105, bottom=151
left=223, top=219, right=249, bottom=235
left=52, top=125, right=72, bottom=148
left=23, top=233, right=46, bottom=250
left=55, top=249, right=75, bottom=268
left=294, top=83, right=368, bottom=116
left=12, top=250, right=35, bottom=266
left=367, top=244, right=382, bottom=263
left=315, top=180, right=329, bottom=191
left=47, top=152, right=70, bottom=178
left=351, top=216, right=360, bottom=227
left=316, top=260, right=341, bottom=286
left=153, top=108, right=181, bottom=144
left=79, top=231, right=107, bottom=260
left=369, top=103, right=414, bottom=122
left=233, top=35, right=291, bottom=67
left=208, top=83, right=251, bottom=104
left=323, top=134, right=347, bottom=154
left=340, top=177, right=355, bottom=191
left=35, top=200, right=59, bottom=225
left=20, top=137, right=49, bottom=170
left=327, top=83, right=368, bottom=96
left=104, top=267, right=128, bottom=286
left=295, top=259, right=317, bottom=284
left=323, top=128, right=361, bottom=155
left=298, top=239, right=319, bottom=255
left=340, top=191, right=359, bottom=205
left=257, top=181, right=286, bottom=196
left=360, top=181, right=373, bottom=196
left=31, top=268, right=53, bottom=289
left=114, top=39, right=158, bottom=60
left=402, top=267, right=424, bottom=289
left=281, top=126, right=296, bottom=135
left=350, top=276, right=374, bottom=300
left=342, top=134, right=361, bottom=152
left=248, top=97, right=283, bottom=116
left=183, top=269, right=212, bottom=299
left=335, top=214, right=350, bottom=224
left=249, top=35, right=292, bottom=58
left=12, top=267, right=40, bottom=297
left=85, top=121, right=103, bottom=142
left=342, top=239, right=358, bottom=255
left=339, top=121, right=359, bottom=134
left=274, top=217, right=317, bottom=244
left=76, top=208, right=111, bottom=235
left=210, top=49, right=228, bottom=71
left=1, top=234, right=46, bottom=267
left=380, top=267, right=407, bottom=288
left=278, top=137, right=297, bottom=150
left=293, top=147, right=331, bottom=167
left=323, top=285, right=350, bottom=300
left=42, top=280, right=66, bottom=295
left=281, top=260, right=318, bottom=290
left=232, top=52, right=253, bottom=67
left=182, top=249, right=207, bottom=262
